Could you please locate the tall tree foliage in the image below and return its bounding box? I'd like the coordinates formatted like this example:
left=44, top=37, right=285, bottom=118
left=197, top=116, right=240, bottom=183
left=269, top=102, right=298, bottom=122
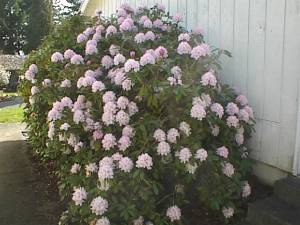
left=0, top=0, right=29, bottom=54
left=53, top=0, right=83, bottom=23
left=25, top=0, right=53, bottom=52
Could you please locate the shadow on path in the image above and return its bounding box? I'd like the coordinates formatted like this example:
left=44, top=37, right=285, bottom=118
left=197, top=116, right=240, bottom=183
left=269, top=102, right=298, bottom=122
left=0, top=124, right=60, bottom=225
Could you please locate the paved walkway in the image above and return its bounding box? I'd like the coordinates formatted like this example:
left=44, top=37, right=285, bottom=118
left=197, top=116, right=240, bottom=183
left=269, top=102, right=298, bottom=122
left=0, top=123, right=60, bottom=225
left=0, top=97, right=23, bottom=109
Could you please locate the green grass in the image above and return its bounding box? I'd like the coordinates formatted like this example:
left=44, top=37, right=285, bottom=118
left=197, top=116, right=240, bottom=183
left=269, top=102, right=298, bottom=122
left=0, top=106, right=23, bottom=123
left=0, top=91, right=19, bottom=97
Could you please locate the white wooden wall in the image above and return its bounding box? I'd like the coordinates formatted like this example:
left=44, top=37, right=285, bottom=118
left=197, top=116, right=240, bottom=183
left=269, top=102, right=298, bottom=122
left=83, top=0, right=300, bottom=174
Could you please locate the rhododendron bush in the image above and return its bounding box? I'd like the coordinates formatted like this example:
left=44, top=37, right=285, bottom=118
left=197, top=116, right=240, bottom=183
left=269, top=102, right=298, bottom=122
left=20, top=3, right=254, bottom=225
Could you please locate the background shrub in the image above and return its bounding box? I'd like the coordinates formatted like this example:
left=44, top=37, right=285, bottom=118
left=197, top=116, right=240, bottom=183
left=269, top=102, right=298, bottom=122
left=0, top=65, right=11, bottom=88
left=20, top=4, right=254, bottom=225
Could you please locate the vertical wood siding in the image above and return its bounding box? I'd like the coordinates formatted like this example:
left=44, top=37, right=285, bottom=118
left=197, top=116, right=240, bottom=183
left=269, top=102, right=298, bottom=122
left=83, top=0, right=300, bottom=173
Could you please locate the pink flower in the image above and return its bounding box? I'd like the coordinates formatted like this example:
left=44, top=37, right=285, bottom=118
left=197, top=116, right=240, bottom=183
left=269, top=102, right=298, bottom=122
left=134, top=33, right=146, bottom=43
left=239, top=109, right=250, bottom=122
left=177, top=42, right=192, bottom=54
left=117, top=96, right=129, bottom=109
left=117, top=7, right=127, bottom=17
left=64, top=49, right=76, bottom=59
left=31, top=86, right=39, bottom=95
left=92, top=129, right=103, bottom=140
left=98, top=164, right=114, bottom=180
left=124, top=59, right=140, bottom=72
left=226, top=102, right=239, bottom=115
left=96, top=217, right=110, bottom=225
left=157, top=141, right=171, bottom=156
left=90, top=196, right=108, bottom=216
left=102, top=112, right=115, bottom=126
left=106, top=25, right=117, bottom=36
left=153, top=129, right=166, bottom=142
left=29, top=64, right=38, bottom=73
left=191, top=44, right=211, bottom=60
left=171, top=66, right=182, bottom=79
left=195, top=148, right=208, bottom=162
left=85, top=163, right=98, bottom=176
left=190, top=104, right=206, bottom=120
left=139, top=15, right=149, bottom=24
left=92, top=32, right=102, bottom=41
left=140, top=52, right=156, bottom=66
left=172, top=13, right=183, bottom=22
left=211, top=103, right=224, bottom=118
left=136, top=153, right=153, bottom=170
left=236, top=95, right=248, bottom=106
left=178, top=148, right=192, bottom=163
left=179, top=121, right=191, bottom=136
left=102, top=91, right=116, bottom=103
left=166, top=205, right=181, bottom=222
left=51, top=52, right=64, bottom=63
left=60, top=79, right=71, bottom=88
left=60, top=123, right=70, bottom=131
left=145, top=31, right=155, bottom=41
left=122, top=125, right=134, bottom=137
left=227, top=116, right=239, bottom=128
left=120, top=18, right=134, bottom=32
left=72, top=187, right=87, bottom=206
left=154, top=46, right=168, bottom=58
left=118, top=157, right=133, bottom=172
left=201, top=71, right=217, bottom=86
left=143, top=19, right=153, bottom=28
left=153, top=19, right=163, bottom=28
left=244, top=106, right=254, bottom=118
left=167, top=128, right=180, bottom=143
left=178, top=33, right=190, bottom=42
left=77, top=33, right=87, bottom=43
left=114, top=53, right=126, bottom=65
left=92, top=81, right=106, bottom=92
left=85, top=44, right=98, bottom=55
left=71, top=163, right=81, bottom=174
left=116, top=110, right=130, bottom=126
left=70, top=54, right=84, bottom=64
left=222, top=207, right=234, bottom=218
left=122, top=79, right=133, bottom=91
left=25, top=70, right=35, bottom=81
left=83, top=27, right=94, bottom=36
left=222, top=162, right=235, bottom=177
left=118, top=135, right=131, bottom=151
left=42, top=79, right=51, bottom=87
left=102, top=133, right=116, bottom=150
left=216, top=146, right=229, bottom=158
left=101, top=55, right=113, bottom=69
left=73, top=110, right=85, bottom=124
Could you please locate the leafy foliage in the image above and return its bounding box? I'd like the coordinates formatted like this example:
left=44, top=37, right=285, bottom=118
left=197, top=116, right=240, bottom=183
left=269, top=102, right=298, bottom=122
left=0, top=0, right=29, bottom=54
left=20, top=4, right=254, bottom=225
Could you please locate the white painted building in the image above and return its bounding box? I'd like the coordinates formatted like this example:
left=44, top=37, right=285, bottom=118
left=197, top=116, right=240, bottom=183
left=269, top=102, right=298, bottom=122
left=80, top=0, right=300, bottom=185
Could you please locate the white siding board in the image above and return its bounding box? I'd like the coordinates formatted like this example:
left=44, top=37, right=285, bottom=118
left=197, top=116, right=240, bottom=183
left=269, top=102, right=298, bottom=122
left=232, top=0, right=249, bottom=94
left=177, top=0, right=187, bottom=27
left=197, top=0, right=209, bottom=42
left=169, top=0, right=178, bottom=16
left=219, top=0, right=235, bottom=86
left=262, top=0, right=285, bottom=123
left=186, top=0, right=197, bottom=31
left=277, top=0, right=300, bottom=171
left=161, top=0, right=169, bottom=12
left=208, top=0, right=221, bottom=48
